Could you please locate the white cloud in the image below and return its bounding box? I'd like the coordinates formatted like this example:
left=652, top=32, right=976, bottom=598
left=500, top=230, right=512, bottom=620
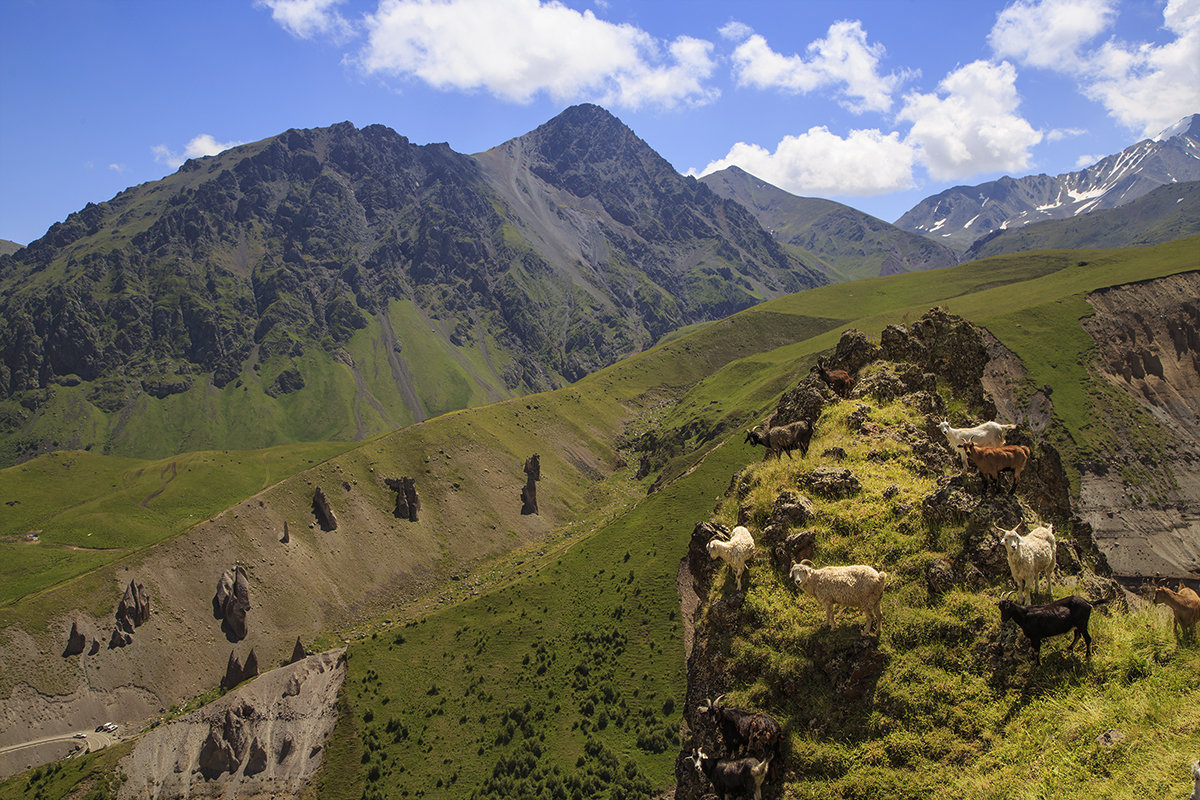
left=153, top=134, right=244, bottom=169
left=718, top=20, right=753, bottom=42
left=989, top=0, right=1115, bottom=70
left=108, top=163, right=126, bottom=172
left=990, top=0, right=1200, bottom=138
left=256, top=0, right=354, bottom=41
left=694, top=126, right=916, bottom=197
left=1074, top=153, right=1101, bottom=168
left=728, top=21, right=907, bottom=113
left=898, top=60, right=1042, bottom=181
left=1083, top=0, right=1200, bottom=137
left=1045, top=127, right=1085, bottom=142
left=355, top=0, right=718, bottom=109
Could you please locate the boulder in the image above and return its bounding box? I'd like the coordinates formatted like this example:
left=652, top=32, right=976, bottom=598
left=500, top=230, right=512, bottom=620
left=520, top=454, right=540, bottom=515
left=802, top=467, right=862, bottom=499
left=289, top=637, right=306, bottom=665
left=115, top=579, right=151, bottom=633
left=213, top=566, right=251, bottom=641
left=774, top=529, right=817, bottom=571
left=385, top=476, right=420, bottom=521
left=62, top=621, right=86, bottom=657
left=312, top=487, right=337, bottom=531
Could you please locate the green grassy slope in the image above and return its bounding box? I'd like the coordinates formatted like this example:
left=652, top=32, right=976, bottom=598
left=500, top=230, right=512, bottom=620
left=1, top=237, right=1196, bottom=799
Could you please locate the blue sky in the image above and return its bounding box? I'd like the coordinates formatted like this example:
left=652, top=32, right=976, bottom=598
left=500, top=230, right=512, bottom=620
left=2, top=0, right=1197, bottom=245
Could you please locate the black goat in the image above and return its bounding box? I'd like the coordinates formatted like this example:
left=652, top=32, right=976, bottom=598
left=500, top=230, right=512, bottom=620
left=744, top=419, right=814, bottom=461
left=689, top=748, right=772, bottom=800
left=998, top=593, right=1110, bottom=663
left=697, top=695, right=782, bottom=762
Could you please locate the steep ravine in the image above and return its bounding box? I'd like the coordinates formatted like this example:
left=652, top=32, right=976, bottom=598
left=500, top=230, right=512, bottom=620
left=1079, top=270, right=1200, bottom=583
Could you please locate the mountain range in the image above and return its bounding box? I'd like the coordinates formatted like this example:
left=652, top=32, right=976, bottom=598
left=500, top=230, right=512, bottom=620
left=1, top=106, right=1196, bottom=467
left=897, top=113, right=1200, bottom=251
left=699, top=166, right=960, bottom=281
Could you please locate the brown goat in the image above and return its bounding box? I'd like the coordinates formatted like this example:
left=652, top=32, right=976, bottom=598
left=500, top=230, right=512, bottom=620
left=1153, top=584, right=1200, bottom=639
left=816, top=357, right=854, bottom=398
left=959, top=441, right=1030, bottom=495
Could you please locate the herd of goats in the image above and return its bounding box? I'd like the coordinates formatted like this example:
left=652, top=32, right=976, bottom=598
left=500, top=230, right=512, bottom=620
left=686, top=360, right=1200, bottom=800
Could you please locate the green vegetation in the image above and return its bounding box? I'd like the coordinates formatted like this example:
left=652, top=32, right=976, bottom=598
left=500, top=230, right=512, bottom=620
left=703, top=392, right=1199, bottom=800
left=1, top=238, right=1196, bottom=798
left=0, top=440, right=354, bottom=606
left=0, top=740, right=133, bottom=800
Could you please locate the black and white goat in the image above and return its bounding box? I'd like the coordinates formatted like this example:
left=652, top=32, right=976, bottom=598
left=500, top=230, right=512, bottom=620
left=998, top=592, right=1109, bottom=663
left=689, top=747, right=772, bottom=800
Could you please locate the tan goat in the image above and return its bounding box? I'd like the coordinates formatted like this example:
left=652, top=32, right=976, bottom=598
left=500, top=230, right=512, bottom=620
left=1153, top=584, right=1200, bottom=639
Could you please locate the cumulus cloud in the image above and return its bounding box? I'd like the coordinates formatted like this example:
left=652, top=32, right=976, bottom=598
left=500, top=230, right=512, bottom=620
left=898, top=60, right=1042, bottom=181
left=990, top=0, right=1200, bottom=138
left=152, top=134, right=244, bottom=169
left=355, top=0, right=718, bottom=109
left=256, top=0, right=354, bottom=41
left=989, top=0, right=1115, bottom=70
left=693, top=126, right=916, bottom=197
left=727, top=20, right=908, bottom=113
left=1084, top=0, right=1200, bottom=137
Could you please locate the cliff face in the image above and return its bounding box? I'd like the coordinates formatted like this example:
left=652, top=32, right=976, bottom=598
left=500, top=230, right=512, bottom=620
left=1079, top=271, right=1200, bottom=582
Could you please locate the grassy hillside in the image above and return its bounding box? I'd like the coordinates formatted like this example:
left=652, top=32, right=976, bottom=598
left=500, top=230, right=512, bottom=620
left=698, top=389, right=1198, bottom=800
left=1, top=237, right=1196, bottom=798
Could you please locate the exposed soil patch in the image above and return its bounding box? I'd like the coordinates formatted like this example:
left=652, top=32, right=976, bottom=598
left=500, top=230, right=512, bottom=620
left=1079, top=271, right=1200, bottom=582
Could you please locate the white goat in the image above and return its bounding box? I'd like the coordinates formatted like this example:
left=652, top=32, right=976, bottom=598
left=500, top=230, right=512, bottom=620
left=996, top=523, right=1056, bottom=605
left=939, top=419, right=1017, bottom=470
left=1191, top=759, right=1199, bottom=800
left=708, top=526, right=756, bottom=591
left=789, top=560, right=888, bottom=635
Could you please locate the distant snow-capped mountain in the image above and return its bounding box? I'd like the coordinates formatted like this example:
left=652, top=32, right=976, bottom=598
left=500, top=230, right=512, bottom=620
left=897, top=113, right=1200, bottom=251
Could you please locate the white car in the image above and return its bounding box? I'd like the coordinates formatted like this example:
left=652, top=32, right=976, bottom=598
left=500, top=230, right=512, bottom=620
left=73, top=732, right=87, bottom=739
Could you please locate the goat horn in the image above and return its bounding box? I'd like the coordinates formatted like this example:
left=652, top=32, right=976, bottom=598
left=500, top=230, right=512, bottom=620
left=1000, top=591, right=1014, bottom=601
left=713, top=694, right=726, bottom=707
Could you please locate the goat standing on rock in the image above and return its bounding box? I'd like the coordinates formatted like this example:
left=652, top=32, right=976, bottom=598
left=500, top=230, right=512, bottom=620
left=696, top=695, right=782, bottom=764
left=959, top=441, right=1030, bottom=494
left=790, top=560, right=887, bottom=635
left=689, top=748, right=772, bottom=800
left=996, top=523, right=1056, bottom=605
left=744, top=419, right=814, bottom=461
left=708, top=526, right=757, bottom=591
left=816, top=357, right=854, bottom=398
left=938, top=419, right=1017, bottom=470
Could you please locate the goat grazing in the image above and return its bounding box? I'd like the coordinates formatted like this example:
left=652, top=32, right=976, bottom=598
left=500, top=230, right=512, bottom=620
left=938, top=419, right=1017, bottom=470
left=816, top=356, right=854, bottom=398
left=1153, top=584, right=1200, bottom=639
left=689, top=748, right=772, bottom=800
left=959, top=441, right=1030, bottom=494
left=708, top=526, right=756, bottom=591
left=790, top=560, right=888, bottom=635
left=996, top=523, right=1056, bottom=605
left=998, top=593, right=1109, bottom=663
left=696, top=696, right=782, bottom=763
left=744, top=419, right=814, bottom=461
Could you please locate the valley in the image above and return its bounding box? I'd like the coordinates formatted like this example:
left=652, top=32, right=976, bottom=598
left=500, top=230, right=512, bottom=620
left=2, top=237, right=1198, bottom=798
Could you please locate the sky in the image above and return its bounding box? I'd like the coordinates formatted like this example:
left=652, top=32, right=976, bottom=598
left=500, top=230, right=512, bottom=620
left=2, top=0, right=1198, bottom=246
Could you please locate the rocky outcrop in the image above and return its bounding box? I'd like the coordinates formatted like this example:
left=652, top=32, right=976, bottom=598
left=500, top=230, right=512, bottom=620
left=312, top=487, right=337, bottom=531
left=222, top=649, right=259, bottom=690
left=115, top=579, right=151, bottom=632
left=213, top=566, right=251, bottom=642
left=289, top=637, right=306, bottom=665
left=117, top=648, right=346, bottom=799
left=106, top=579, right=150, bottom=649
left=520, top=454, right=540, bottom=515
left=62, top=621, right=86, bottom=657
left=384, top=476, right=420, bottom=521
